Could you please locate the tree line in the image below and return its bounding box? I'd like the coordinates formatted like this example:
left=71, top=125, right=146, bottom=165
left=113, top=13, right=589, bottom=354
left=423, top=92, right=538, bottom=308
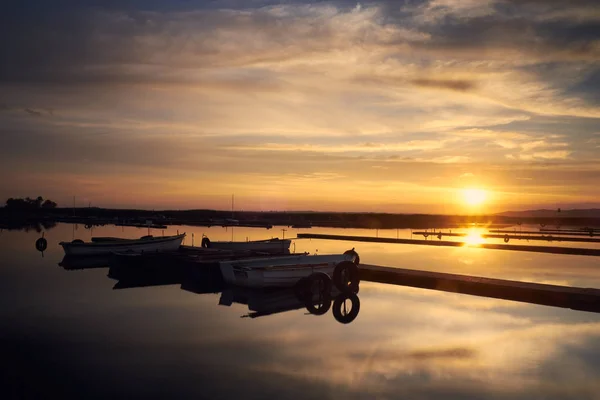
left=4, top=196, right=57, bottom=210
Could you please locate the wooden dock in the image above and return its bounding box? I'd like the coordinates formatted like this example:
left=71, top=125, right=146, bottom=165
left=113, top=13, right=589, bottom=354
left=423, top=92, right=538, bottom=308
left=540, top=228, right=600, bottom=233
left=489, top=229, right=598, bottom=237
left=296, top=233, right=600, bottom=256
left=411, top=231, right=600, bottom=243
left=359, top=264, right=600, bottom=313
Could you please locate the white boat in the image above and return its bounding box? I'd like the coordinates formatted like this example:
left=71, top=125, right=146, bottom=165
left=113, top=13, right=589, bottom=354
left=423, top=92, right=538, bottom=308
left=59, top=233, right=186, bottom=256
left=202, top=236, right=291, bottom=253
left=219, top=251, right=358, bottom=289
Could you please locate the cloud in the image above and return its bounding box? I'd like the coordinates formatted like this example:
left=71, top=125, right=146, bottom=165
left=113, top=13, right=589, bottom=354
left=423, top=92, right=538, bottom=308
left=223, top=140, right=450, bottom=153
left=411, top=78, right=476, bottom=92
left=518, top=150, right=571, bottom=160
left=0, top=0, right=599, bottom=210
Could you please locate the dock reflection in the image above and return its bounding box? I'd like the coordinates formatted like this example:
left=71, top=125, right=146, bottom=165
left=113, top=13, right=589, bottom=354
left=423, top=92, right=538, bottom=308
left=58, top=252, right=600, bottom=320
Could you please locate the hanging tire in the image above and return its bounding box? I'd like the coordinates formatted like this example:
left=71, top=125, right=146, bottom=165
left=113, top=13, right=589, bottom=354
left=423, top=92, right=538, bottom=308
left=305, top=292, right=332, bottom=316
left=201, top=237, right=211, bottom=248
left=333, top=261, right=360, bottom=293
left=35, top=237, right=47, bottom=252
left=504, top=235, right=509, bottom=243
left=307, top=272, right=332, bottom=295
left=343, top=249, right=360, bottom=266
left=332, top=293, right=360, bottom=324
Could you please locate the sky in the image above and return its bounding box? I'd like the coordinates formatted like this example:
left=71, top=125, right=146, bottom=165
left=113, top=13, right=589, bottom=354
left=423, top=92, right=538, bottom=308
left=0, top=0, right=599, bottom=213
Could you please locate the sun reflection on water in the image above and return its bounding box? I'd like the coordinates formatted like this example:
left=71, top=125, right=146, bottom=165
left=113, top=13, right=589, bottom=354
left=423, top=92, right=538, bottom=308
left=463, top=228, right=486, bottom=246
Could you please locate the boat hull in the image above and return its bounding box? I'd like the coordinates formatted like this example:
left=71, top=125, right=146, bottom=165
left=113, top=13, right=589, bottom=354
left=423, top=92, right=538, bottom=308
left=209, top=239, right=291, bottom=253
left=60, top=234, right=185, bottom=256
left=219, top=253, right=356, bottom=289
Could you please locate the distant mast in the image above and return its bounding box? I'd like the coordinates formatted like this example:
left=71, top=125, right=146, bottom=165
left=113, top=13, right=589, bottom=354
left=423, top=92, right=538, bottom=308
left=232, top=194, right=234, bottom=219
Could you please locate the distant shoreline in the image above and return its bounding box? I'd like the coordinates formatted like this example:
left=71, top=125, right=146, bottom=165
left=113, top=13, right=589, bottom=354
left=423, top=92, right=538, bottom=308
left=1, top=207, right=599, bottom=230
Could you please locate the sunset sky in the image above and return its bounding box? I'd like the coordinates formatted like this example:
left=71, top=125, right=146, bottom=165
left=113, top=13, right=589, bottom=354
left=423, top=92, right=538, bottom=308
left=1, top=0, right=598, bottom=213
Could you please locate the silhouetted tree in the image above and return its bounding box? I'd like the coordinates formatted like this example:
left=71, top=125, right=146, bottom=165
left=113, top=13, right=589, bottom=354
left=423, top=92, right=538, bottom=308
left=42, top=199, right=57, bottom=209
left=4, top=197, right=57, bottom=211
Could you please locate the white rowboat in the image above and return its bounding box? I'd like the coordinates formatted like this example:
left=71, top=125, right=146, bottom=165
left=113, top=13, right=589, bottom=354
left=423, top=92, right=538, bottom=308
left=202, top=237, right=291, bottom=253
left=59, top=233, right=186, bottom=256
left=219, top=252, right=358, bottom=289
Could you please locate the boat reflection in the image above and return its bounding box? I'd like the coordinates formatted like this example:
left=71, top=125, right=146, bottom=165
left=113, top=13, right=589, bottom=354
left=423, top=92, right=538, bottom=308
left=106, top=260, right=361, bottom=324
left=59, top=251, right=600, bottom=320
left=59, top=254, right=112, bottom=270
left=219, top=286, right=361, bottom=324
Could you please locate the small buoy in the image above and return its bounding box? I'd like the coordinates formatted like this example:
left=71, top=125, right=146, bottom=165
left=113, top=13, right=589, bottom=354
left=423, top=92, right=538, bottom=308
left=332, top=293, right=360, bottom=324
left=201, top=237, right=211, bottom=248
left=35, top=237, right=48, bottom=252
left=437, top=233, right=442, bottom=240
left=333, top=261, right=360, bottom=293
left=423, top=233, right=429, bottom=238
left=504, top=235, right=509, bottom=243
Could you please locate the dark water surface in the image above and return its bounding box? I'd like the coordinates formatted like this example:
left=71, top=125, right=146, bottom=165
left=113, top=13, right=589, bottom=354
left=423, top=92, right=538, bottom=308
left=2, top=224, right=600, bottom=399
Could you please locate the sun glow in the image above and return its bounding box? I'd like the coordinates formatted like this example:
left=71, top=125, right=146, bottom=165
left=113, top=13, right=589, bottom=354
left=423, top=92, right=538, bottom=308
left=462, top=188, right=487, bottom=207
left=464, top=228, right=486, bottom=246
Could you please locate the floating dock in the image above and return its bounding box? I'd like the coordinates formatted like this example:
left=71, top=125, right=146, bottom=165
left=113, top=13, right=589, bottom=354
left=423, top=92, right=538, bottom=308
left=296, top=233, right=600, bottom=256
left=411, top=231, right=600, bottom=243
left=359, top=264, right=600, bottom=313
left=490, top=229, right=598, bottom=237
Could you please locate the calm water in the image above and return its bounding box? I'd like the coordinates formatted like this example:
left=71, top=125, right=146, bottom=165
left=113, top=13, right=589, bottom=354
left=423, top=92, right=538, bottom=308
left=2, top=223, right=600, bottom=399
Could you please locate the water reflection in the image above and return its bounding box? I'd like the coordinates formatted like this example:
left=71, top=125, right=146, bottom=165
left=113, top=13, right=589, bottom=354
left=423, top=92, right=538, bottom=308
left=103, top=257, right=360, bottom=324
left=58, top=253, right=363, bottom=324
left=4, top=224, right=600, bottom=399
left=0, top=220, right=57, bottom=232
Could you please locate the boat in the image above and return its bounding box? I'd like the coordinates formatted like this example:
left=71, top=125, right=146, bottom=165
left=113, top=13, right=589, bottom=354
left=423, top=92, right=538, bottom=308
left=201, top=236, right=291, bottom=253
left=59, top=233, right=185, bottom=256
left=219, top=251, right=358, bottom=289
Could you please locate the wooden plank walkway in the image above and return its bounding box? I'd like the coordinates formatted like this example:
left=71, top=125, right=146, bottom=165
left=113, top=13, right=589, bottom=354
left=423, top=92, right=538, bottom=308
left=411, top=231, right=600, bottom=243
left=540, top=228, right=600, bottom=233
left=359, top=264, right=600, bottom=313
left=490, top=229, right=598, bottom=237
left=296, top=233, right=600, bottom=256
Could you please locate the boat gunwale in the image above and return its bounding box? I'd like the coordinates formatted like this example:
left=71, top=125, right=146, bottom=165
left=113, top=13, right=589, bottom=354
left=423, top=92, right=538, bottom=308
left=234, top=262, right=336, bottom=271
left=59, top=233, right=186, bottom=247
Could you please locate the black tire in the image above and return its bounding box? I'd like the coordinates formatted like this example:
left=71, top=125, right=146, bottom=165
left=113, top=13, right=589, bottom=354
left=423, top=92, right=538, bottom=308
left=343, top=249, right=360, bottom=266
left=201, top=237, right=211, bottom=248
left=333, top=293, right=360, bottom=324
left=307, top=272, right=332, bottom=295
left=35, top=238, right=48, bottom=252
left=333, top=261, right=360, bottom=293
left=305, top=293, right=332, bottom=316
left=504, top=235, right=509, bottom=243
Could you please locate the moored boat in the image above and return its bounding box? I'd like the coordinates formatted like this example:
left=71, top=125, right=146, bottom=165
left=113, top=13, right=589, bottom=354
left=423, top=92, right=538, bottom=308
left=59, top=233, right=185, bottom=256
left=219, top=250, right=359, bottom=289
left=201, top=236, right=291, bottom=253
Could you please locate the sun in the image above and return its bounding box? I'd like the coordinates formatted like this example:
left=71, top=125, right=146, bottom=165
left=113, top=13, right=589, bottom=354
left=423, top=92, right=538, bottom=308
left=462, top=188, right=487, bottom=207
